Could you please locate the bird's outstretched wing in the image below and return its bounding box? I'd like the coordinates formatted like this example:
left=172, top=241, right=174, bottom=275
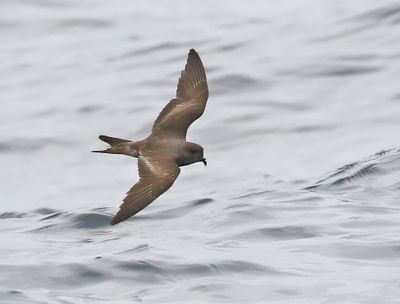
left=151, top=49, right=208, bottom=139
left=111, top=156, right=180, bottom=225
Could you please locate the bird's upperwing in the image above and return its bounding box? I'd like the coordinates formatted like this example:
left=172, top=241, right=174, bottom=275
left=111, top=156, right=180, bottom=225
left=151, top=49, right=208, bottom=139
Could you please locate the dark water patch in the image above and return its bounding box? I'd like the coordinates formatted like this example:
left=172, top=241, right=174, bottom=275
left=298, top=64, right=381, bottom=78
left=238, top=226, right=320, bottom=240
left=134, top=198, right=214, bottom=221
left=214, top=42, right=245, bottom=52
left=190, top=283, right=228, bottom=293
left=34, top=208, right=59, bottom=215
left=190, top=198, right=213, bottom=207
left=36, top=210, right=113, bottom=230
left=351, top=204, right=400, bottom=215
left=78, top=104, right=103, bottom=114
left=6, top=290, right=23, bottom=294
left=392, top=93, right=400, bottom=101
left=275, top=288, right=301, bottom=296
left=0, top=263, right=108, bottom=289
left=2, top=209, right=60, bottom=221
left=0, top=212, right=27, bottom=219
left=212, top=74, right=262, bottom=95
left=336, top=54, right=380, bottom=62
left=71, top=213, right=112, bottom=229
left=112, top=259, right=282, bottom=281
left=69, top=265, right=107, bottom=281
left=292, top=124, right=335, bottom=133
left=215, top=204, right=275, bottom=227
left=334, top=243, right=400, bottom=260
left=356, top=4, right=400, bottom=25
left=291, top=179, right=308, bottom=186
left=0, top=138, right=72, bottom=153
left=28, top=108, right=58, bottom=119
left=225, top=208, right=267, bottom=221
left=225, top=112, right=262, bottom=123
left=128, top=34, right=140, bottom=41
left=262, top=99, right=311, bottom=112
left=0, top=20, right=20, bottom=30
left=0, top=289, right=40, bottom=304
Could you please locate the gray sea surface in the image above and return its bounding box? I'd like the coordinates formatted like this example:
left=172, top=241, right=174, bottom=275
left=1, top=0, right=400, bottom=303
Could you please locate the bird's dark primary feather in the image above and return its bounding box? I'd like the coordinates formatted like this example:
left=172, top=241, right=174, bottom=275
left=151, top=49, right=209, bottom=139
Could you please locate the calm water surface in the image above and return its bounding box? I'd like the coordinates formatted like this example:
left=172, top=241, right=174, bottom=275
left=1, top=0, right=400, bottom=303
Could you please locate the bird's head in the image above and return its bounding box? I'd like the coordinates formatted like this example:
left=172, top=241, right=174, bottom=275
left=185, top=143, right=207, bottom=166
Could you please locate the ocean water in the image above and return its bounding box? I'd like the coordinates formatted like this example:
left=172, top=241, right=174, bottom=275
left=1, top=0, right=400, bottom=303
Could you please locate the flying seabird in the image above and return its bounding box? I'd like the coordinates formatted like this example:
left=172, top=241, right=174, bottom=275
left=93, top=49, right=209, bottom=225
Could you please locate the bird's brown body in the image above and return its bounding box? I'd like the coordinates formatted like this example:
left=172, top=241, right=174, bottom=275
left=93, top=49, right=209, bottom=225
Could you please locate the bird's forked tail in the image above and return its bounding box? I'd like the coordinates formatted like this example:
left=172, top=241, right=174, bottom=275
left=92, top=135, right=139, bottom=157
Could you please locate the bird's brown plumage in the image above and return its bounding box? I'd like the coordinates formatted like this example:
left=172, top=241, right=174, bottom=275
left=94, top=49, right=208, bottom=225
left=151, top=49, right=208, bottom=139
left=111, top=156, right=180, bottom=225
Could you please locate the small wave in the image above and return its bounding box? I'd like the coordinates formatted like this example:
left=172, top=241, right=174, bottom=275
left=309, top=149, right=399, bottom=188
left=356, top=4, right=400, bottom=25
left=0, top=212, right=27, bottom=219
left=318, top=242, right=400, bottom=260
left=0, top=290, right=38, bottom=304
left=0, top=263, right=108, bottom=289
left=71, top=213, right=113, bottom=229
left=212, top=74, right=261, bottom=96
left=214, top=42, right=246, bottom=52
left=288, top=64, right=381, bottom=79
left=34, top=208, right=59, bottom=215
left=306, top=149, right=400, bottom=205
left=33, top=209, right=114, bottom=231
left=237, top=226, right=320, bottom=240
left=111, top=259, right=284, bottom=280
left=107, top=41, right=189, bottom=62
left=133, top=198, right=213, bottom=221
left=0, top=137, right=72, bottom=153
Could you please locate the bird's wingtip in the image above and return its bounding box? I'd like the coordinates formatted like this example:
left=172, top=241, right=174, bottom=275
left=111, top=213, right=124, bottom=225
left=189, top=48, right=198, bottom=56
left=110, top=217, right=120, bottom=225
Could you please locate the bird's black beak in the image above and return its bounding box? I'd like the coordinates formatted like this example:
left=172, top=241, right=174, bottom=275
left=201, top=158, right=207, bottom=166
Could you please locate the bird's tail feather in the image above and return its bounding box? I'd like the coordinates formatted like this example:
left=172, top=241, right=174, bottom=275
left=98, top=135, right=131, bottom=146
left=92, top=135, right=140, bottom=157
left=92, top=135, right=131, bottom=154
left=91, top=149, right=115, bottom=154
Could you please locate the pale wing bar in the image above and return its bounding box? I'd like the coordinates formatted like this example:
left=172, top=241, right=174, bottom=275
left=151, top=49, right=209, bottom=139
left=111, top=157, right=180, bottom=225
